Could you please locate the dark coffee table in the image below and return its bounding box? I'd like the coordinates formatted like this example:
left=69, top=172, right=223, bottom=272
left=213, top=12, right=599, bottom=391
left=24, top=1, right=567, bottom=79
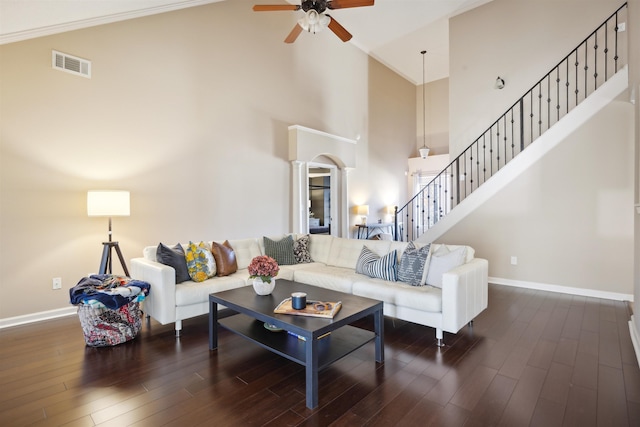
left=209, top=279, right=384, bottom=409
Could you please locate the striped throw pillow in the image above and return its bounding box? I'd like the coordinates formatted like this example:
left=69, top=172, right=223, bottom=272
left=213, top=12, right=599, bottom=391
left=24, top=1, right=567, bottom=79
left=355, top=246, right=397, bottom=281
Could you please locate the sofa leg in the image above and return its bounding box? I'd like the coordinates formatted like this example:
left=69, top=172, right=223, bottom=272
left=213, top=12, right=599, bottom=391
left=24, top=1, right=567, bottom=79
left=436, top=338, right=444, bottom=347
left=468, top=320, right=474, bottom=327
left=175, top=320, right=182, bottom=337
left=436, top=328, right=444, bottom=347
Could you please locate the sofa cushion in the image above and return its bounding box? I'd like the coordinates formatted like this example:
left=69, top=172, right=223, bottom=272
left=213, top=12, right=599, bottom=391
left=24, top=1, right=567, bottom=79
left=264, top=235, right=296, bottom=265
left=327, top=238, right=391, bottom=269
left=397, top=242, right=431, bottom=286
left=308, top=234, right=333, bottom=264
left=211, top=240, right=238, bottom=276
left=425, top=246, right=467, bottom=288
left=355, top=246, right=397, bottom=282
left=226, top=238, right=261, bottom=269
left=175, top=273, right=248, bottom=306
left=185, top=242, right=216, bottom=282
left=156, top=243, right=190, bottom=284
left=291, top=265, right=359, bottom=293
left=352, top=279, right=442, bottom=313
left=293, top=234, right=313, bottom=263
left=432, top=244, right=475, bottom=263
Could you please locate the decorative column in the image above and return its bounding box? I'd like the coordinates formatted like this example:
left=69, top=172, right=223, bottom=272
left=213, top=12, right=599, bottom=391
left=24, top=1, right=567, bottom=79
left=291, top=160, right=306, bottom=234
left=341, top=167, right=353, bottom=238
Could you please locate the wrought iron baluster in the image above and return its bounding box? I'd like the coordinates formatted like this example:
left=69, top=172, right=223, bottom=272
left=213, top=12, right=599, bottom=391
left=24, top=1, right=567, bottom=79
left=547, top=75, right=551, bottom=131
left=495, top=123, right=500, bottom=171
left=556, top=67, right=561, bottom=122
left=604, top=21, right=609, bottom=79
left=584, top=42, right=588, bottom=102
left=510, top=108, right=515, bottom=158
left=538, top=84, right=542, bottom=137
left=566, top=58, right=570, bottom=113
left=594, top=31, right=598, bottom=91
left=613, top=11, right=626, bottom=73
left=530, top=92, right=534, bottom=145
left=575, top=51, right=579, bottom=106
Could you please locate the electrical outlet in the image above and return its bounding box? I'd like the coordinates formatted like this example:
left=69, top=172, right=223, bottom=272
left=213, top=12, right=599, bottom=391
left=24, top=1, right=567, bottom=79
left=510, top=256, right=518, bottom=266
left=52, top=277, right=62, bottom=290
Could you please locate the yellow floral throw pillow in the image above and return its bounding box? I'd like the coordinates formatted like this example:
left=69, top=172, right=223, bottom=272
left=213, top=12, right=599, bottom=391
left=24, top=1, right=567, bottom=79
left=185, top=241, right=216, bottom=282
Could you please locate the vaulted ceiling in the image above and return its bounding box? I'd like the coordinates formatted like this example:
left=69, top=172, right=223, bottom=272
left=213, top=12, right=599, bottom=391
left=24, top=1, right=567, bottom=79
left=0, top=0, right=492, bottom=85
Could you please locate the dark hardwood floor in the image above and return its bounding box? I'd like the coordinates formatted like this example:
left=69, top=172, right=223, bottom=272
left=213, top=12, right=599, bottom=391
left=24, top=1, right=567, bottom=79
left=1, top=284, right=639, bottom=426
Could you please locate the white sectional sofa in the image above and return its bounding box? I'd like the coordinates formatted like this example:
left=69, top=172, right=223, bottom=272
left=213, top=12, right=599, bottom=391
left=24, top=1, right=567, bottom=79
left=130, top=234, right=488, bottom=346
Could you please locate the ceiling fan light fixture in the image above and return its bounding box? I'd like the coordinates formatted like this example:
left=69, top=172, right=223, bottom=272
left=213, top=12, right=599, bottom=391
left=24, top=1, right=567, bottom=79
left=298, top=9, right=330, bottom=33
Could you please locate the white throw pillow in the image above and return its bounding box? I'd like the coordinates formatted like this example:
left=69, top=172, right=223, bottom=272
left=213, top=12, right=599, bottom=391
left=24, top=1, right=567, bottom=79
left=425, top=246, right=467, bottom=288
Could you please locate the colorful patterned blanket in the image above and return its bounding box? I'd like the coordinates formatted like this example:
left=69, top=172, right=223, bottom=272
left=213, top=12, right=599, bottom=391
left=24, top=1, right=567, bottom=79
left=69, top=274, right=150, bottom=309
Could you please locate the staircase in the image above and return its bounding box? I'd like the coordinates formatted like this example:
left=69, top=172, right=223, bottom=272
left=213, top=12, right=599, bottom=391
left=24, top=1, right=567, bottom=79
left=394, top=3, right=629, bottom=243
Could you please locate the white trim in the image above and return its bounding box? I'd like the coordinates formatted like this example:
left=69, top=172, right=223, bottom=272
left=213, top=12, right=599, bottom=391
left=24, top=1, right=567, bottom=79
left=0, top=0, right=223, bottom=45
left=0, top=307, right=77, bottom=329
left=288, top=125, right=357, bottom=145
left=629, top=316, right=640, bottom=368
left=489, top=276, right=634, bottom=302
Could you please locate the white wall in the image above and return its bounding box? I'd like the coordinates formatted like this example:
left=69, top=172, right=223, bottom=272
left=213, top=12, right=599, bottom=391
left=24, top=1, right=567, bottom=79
left=0, top=0, right=415, bottom=319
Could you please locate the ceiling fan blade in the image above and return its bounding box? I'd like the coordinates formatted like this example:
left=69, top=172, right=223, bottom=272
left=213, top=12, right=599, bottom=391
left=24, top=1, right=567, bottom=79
left=327, top=16, right=352, bottom=42
left=284, top=23, right=303, bottom=43
left=253, top=4, right=300, bottom=11
left=328, top=0, right=374, bottom=9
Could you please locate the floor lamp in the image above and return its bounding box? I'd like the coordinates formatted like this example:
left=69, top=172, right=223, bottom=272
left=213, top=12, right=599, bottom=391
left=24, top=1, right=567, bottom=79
left=87, top=190, right=131, bottom=276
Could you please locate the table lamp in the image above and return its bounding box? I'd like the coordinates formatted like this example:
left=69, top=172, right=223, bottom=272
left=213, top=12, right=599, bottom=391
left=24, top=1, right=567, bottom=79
left=357, top=205, right=369, bottom=225
left=87, top=190, right=130, bottom=276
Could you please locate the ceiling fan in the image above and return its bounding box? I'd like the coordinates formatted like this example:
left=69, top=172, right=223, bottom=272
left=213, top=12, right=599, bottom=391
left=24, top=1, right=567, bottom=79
left=253, top=0, right=374, bottom=43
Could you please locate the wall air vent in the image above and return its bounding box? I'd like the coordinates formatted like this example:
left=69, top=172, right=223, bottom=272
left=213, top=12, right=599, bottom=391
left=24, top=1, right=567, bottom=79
left=52, top=50, right=91, bottom=78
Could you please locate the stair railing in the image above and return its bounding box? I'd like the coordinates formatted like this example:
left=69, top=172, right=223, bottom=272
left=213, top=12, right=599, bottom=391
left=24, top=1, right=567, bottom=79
left=394, top=2, right=628, bottom=242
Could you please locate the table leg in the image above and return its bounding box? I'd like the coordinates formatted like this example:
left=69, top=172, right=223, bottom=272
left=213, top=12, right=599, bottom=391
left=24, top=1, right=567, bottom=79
left=305, top=336, right=319, bottom=409
left=209, top=300, right=218, bottom=350
left=374, top=307, right=384, bottom=362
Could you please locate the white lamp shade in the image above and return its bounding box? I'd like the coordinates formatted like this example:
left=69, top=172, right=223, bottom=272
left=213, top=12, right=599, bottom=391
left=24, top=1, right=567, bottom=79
left=87, top=191, right=130, bottom=217
left=357, top=205, right=369, bottom=216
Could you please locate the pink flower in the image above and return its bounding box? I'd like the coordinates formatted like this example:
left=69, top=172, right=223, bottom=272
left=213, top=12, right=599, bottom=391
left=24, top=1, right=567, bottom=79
left=248, top=255, right=280, bottom=281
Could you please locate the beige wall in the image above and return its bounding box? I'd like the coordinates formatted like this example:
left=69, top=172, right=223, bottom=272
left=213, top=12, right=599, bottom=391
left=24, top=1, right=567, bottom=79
left=628, top=0, right=640, bottom=331
left=441, top=101, right=634, bottom=294
left=443, top=0, right=636, bottom=296
left=416, top=77, right=449, bottom=157
left=0, top=0, right=415, bottom=319
left=449, top=0, right=624, bottom=158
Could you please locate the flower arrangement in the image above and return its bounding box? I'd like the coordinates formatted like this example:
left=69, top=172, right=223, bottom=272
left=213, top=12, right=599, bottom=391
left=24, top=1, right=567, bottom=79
left=248, top=255, right=280, bottom=284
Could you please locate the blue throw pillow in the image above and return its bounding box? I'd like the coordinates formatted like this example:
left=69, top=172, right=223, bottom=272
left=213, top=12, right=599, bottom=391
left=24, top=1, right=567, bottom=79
left=156, top=243, right=190, bottom=283
left=397, top=242, right=431, bottom=286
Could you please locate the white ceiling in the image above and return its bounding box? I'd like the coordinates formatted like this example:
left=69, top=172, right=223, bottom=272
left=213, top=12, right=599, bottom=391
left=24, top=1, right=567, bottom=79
left=0, top=0, right=492, bottom=85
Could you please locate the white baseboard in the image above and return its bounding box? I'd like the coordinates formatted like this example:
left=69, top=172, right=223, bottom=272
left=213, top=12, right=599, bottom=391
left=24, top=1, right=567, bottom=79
left=0, top=306, right=77, bottom=329
left=629, top=316, right=640, bottom=368
left=489, top=277, right=634, bottom=302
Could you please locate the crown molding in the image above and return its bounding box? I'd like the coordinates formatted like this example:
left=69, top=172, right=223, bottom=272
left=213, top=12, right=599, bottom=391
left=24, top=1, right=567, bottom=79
left=0, top=0, right=222, bottom=45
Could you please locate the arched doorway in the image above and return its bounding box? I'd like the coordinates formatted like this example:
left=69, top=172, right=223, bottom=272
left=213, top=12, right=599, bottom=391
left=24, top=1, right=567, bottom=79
left=289, top=125, right=357, bottom=238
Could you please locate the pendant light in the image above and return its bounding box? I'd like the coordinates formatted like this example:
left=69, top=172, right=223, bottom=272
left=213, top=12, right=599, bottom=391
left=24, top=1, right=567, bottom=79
left=419, top=50, right=430, bottom=159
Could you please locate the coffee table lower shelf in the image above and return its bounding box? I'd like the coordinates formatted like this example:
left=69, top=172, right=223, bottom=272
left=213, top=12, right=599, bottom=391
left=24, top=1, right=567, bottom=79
left=218, top=315, right=376, bottom=370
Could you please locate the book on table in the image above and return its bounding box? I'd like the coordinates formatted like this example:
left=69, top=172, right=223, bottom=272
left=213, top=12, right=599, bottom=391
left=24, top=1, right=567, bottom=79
left=274, top=297, right=342, bottom=318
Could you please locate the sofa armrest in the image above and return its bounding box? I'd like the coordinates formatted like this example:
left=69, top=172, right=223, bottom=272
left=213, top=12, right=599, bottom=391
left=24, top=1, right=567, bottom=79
left=440, top=258, right=488, bottom=334
left=130, top=257, right=177, bottom=325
